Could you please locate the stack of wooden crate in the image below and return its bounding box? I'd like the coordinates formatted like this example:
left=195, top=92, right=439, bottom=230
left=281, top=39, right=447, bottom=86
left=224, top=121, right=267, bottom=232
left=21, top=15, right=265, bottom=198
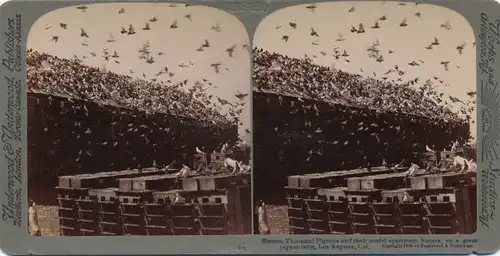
left=284, top=167, right=477, bottom=235
left=56, top=167, right=252, bottom=236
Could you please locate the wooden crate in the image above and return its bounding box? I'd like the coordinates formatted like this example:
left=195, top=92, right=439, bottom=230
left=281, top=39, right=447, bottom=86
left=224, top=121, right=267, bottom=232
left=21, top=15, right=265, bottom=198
left=131, top=174, right=177, bottom=191
left=197, top=175, right=234, bottom=191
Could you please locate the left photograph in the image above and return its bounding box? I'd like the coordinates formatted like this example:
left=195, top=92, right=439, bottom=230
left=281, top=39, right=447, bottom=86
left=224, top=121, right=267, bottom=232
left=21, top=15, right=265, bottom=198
left=27, top=3, right=252, bottom=236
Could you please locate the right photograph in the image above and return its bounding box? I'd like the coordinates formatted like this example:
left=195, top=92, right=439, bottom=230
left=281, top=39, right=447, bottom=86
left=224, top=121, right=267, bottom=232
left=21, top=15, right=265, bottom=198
left=252, top=1, right=477, bottom=235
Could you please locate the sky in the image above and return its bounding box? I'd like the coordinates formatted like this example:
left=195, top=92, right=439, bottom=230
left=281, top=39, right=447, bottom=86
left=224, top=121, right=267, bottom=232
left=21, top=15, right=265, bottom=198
left=253, top=1, right=477, bottom=141
left=27, top=3, right=252, bottom=143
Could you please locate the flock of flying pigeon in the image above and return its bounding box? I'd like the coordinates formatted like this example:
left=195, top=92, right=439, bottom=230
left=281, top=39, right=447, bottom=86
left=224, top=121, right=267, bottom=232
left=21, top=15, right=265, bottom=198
left=47, top=4, right=250, bottom=75
left=278, top=3, right=474, bottom=72
left=255, top=2, right=476, bottom=124
left=34, top=4, right=251, bottom=129
left=28, top=4, right=256, bottom=174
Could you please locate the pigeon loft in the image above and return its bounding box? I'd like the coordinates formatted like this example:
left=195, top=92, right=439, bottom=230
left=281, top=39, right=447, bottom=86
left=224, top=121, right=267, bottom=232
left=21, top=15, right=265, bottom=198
left=344, top=189, right=383, bottom=203
left=283, top=167, right=476, bottom=235
left=55, top=165, right=252, bottom=235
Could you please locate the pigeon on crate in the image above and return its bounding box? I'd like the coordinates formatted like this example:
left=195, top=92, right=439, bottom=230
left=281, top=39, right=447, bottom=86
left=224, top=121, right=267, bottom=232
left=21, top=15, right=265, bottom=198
left=163, top=160, right=177, bottom=173
left=223, top=157, right=241, bottom=175
left=176, top=164, right=192, bottom=178
left=404, top=163, right=420, bottom=176
left=453, top=156, right=475, bottom=173
left=221, top=142, right=229, bottom=153
left=426, top=145, right=435, bottom=153
left=196, top=146, right=205, bottom=154
left=467, top=159, right=478, bottom=172
left=402, top=191, right=412, bottom=203
left=174, top=193, right=186, bottom=204
left=450, top=140, right=459, bottom=152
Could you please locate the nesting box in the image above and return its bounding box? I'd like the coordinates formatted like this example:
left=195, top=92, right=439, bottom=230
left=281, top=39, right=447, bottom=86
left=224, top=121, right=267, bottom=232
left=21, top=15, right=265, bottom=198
left=427, top=173, right=467, bottom=189
left=90, top=188, right=119, bottom=202
left=410, top=176, right=426, bottom=190
left=131, top=174, right=177, bottom=191
left=118, top=178, right=134, bottom=191
left=287, top=176, right=300, bottom=188
left=424, top=192, right=456, bottom=203
left=199, top=175, right=234, bottom=191
left=381, top=188, right=409, bottom=203
left=182, top=178, right=199, bottom=191
left=196, top=193, right=228, bottom=204
left=318, top=187, right=347, bottom=202
left=153, top=190, right=179, bottom=204
left=427, top=175, right=444, bottom=189
left=347, top=177, right=361, bottom=190
left=58, top=175, right=73, bottom=188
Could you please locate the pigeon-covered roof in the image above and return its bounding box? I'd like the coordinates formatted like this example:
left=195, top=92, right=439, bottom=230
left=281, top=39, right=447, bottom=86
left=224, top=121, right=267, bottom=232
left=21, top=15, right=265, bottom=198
left=252, top=48, right=465, bottom=123
left=27, top=50, right=233, bottom=127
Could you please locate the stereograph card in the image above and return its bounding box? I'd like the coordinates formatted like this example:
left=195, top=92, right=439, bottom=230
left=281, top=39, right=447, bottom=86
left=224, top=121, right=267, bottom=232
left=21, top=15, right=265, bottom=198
left=0, top=0, right=499, bottom=254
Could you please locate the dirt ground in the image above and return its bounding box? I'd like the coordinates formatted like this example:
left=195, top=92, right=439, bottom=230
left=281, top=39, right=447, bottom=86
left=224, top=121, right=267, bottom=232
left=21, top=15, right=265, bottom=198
left=267, top=205, right=289, bottom=235
left=36, top=204, right=60, bottom=236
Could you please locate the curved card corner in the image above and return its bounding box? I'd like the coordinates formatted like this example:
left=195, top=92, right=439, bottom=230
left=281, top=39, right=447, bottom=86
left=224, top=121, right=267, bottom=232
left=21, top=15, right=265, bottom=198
left=0, top=0, right=14, bottom=11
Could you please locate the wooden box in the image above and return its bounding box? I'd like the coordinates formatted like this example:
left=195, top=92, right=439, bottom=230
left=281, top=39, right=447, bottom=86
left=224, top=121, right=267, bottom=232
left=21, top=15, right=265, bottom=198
left=58, top=175, right=73, bottom=188
left=182, top=178, right=199, bottom=191
left=410, top=176, right=426, bottom=190
left=347, top=178, right=361, bottom=190
left=288, top=176, right=300, bottom=188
